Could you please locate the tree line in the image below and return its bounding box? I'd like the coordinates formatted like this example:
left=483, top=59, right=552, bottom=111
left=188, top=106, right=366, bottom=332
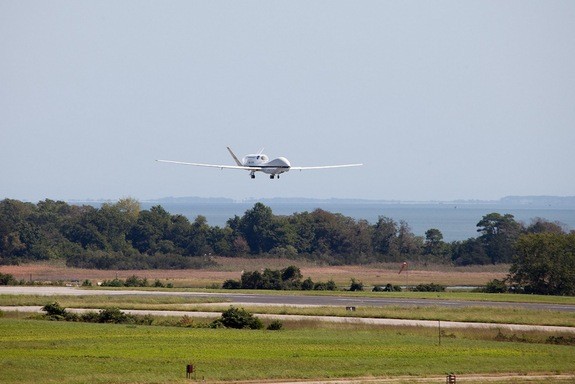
left=0, top=198, right=572, bottom=270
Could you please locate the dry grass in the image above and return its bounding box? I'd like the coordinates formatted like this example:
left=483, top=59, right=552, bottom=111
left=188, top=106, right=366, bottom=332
left=0, top=258, right=508, bottom=288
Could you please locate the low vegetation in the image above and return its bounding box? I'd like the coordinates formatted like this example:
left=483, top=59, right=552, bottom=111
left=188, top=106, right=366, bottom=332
left=1, top=318, right=574, bottom=384
left=38, top=302, right=275, bottom=331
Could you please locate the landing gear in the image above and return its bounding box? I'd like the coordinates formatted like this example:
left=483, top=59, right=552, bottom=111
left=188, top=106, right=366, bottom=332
left=270, top=175, right=275, bottom=179
left=250, top=173, right=255, bottom=179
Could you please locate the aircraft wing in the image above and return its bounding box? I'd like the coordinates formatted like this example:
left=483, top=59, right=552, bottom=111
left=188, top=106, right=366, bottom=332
left=290, top=163, right=363, bottom=171
left=156, top=159, right=262, bottom=171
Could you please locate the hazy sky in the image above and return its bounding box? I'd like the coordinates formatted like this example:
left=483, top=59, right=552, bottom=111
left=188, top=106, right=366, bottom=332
left=2, top=1, right=574, bottom=202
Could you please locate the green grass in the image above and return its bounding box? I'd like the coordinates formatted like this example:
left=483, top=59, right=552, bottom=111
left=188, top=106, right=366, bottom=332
left=1, top=318, right=574, bottom=384
left=2, top=293, right=575, bottom=327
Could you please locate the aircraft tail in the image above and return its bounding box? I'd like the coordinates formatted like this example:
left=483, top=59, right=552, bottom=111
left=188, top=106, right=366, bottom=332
left=227, top=147, right=242, bottom=166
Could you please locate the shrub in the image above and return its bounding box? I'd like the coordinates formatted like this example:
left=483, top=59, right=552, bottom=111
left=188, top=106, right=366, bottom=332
left=98, top=308, right=132, bottom=324
left=349, top=278, right=364, bottom=291
left=222, top=279, right=241, bottom=289
left=484, top=279, right=508, bottom=293
left=42, top=302, right=67, bottom=318
left=81, top=279, right=92, bottom=287
left=80, top=311, right=101, bottom=323
left=125, top=275, right=148, bottom=287
left=313, top=279, right=338, bottom=291
left=153, top=279, right=165, bottom=288
left=373, top=283, right=402, bottom=292
left=413, top=283, right=445, bottom=292
left=41, top=302, right=78, bottom=321
left=267, top=320, right=283, bottom=331
left=0, top=272, right=18, bottom=285
left=211, top=307, right=263, bottom=330
left=100, top=278, right=124, bottom=287
left=301, top=277, right=314, bottom=290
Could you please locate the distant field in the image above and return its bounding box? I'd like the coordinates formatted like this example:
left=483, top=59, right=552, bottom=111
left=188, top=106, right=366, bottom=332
left=0, top=258, right=508, bottom=287
left=1, top=318, right=574, bottom=384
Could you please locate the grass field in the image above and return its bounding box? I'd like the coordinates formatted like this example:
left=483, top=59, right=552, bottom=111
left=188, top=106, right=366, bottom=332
left=1, top=318, right=574, bottom=384
left=0, top=258, right=509, bottom=287
left=1, top=261, right=574, bottom=383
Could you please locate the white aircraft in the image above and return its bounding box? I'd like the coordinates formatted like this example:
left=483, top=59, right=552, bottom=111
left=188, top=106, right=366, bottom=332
left=157, top=147, right=362, bottom=179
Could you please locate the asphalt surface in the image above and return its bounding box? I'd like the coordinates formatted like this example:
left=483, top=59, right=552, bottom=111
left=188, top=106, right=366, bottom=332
left=1, top=286, right=574, bottom=312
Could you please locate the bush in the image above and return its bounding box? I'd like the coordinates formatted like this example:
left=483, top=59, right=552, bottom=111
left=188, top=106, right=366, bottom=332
left=0, top=272, right=19, bottom=285
left=100, top=278, right=124, bottom=287
left=349, top=278, right=364, bottom=291
left=81, top=279, right=92, bottom=287
left=373, top=283, right=402, bottom=292
left=211, top=307, right=263, bottom=330
left=222, top=279, right=241, bottom=289
left=98, top=308, right=132, bottom=324
left=484, top=279, right=508, bottom=293
left=80, top=311, right=101, bottom=323
left=41, top=302, right=78, bottom=321
left=267, top=320, right=283, bottom=331
left=413, top=283, right=445, bottom=292
left=42, top=302, right=67, bottom=318
left=125, top=275, right=148, bottom=287
left=313, top=279, right=338, bottom=291
left=301, top=277, right=314, bottom=290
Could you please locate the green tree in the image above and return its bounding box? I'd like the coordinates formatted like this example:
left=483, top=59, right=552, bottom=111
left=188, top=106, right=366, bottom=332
left=423, top=228, right=445, bottom=256
left=397, top=220, right=422, bottom=256
left=510, top=233, right=575, bottom=295
left=238, top=203, right=278, bottom=254
left=451, top=238, right=490, bottom=265
left=477, top=213, right=522, bottom=263
left=371, top=216, right=399, bottom=259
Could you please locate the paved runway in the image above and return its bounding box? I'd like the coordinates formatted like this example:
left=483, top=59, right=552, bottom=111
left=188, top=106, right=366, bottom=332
left=1, top=286, right=574, bottom=312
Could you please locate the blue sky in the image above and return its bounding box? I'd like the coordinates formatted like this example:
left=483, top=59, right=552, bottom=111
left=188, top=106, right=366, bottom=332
left=2, top=1, right=574, bottom=202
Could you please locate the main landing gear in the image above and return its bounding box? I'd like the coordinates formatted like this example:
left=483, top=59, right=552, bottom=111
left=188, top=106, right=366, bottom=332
left=249, top=173, right=279, bottom=179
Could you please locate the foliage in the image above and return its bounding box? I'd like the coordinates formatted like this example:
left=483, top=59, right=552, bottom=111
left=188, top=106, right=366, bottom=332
left=412, top=283, right=446, bottom=292
left=510, top=232, right=575, bottom=295
left=476, top=213, right=522, bottom=263
left=0, top=272, right=18, bottom=285
left=223, top=266, right=336, bottom=291
left=313, top=279, right=338, bottom=291
left=484, top=278, right=508, bottom=293
left=40, top=302, right=154, bottom=325
left=266, top=320, right=283, bottom=330
left=211, top=306, right=263, bottom=329
left=42, top=302, right=68, bottom=318
left=373, top=283, right=402, bottom=292
left=348, top=278, right=364, bottom=291
left=96, top=307, right=131, bottom=324
left=1, top=199, right=572, bottom=279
